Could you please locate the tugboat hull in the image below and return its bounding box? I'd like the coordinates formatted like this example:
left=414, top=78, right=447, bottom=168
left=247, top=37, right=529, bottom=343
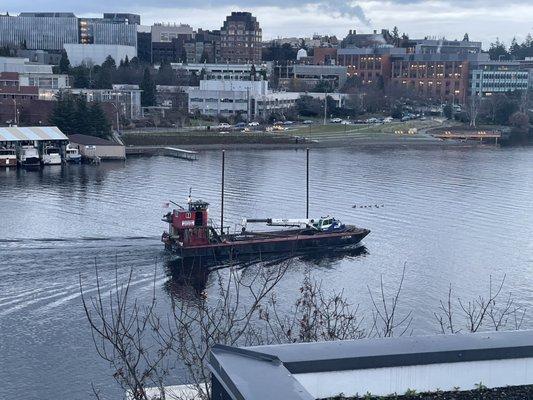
left=166, top=227, right=370, bottom=262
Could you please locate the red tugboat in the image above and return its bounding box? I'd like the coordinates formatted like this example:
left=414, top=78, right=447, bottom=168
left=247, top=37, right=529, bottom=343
left=161, top=199, right=370, bottom=263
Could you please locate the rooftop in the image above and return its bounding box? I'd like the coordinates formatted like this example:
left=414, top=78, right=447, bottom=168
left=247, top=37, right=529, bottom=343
left=69, top=134, right=123, bottom=146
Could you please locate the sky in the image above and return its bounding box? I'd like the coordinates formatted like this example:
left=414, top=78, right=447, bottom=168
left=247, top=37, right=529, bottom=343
left=8, top=1, right=533, bottom=48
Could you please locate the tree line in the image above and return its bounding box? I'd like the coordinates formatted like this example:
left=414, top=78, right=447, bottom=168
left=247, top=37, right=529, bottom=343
left=49, top=92, right=112, bottom=138
left=489, top=34, right=533, bottom=60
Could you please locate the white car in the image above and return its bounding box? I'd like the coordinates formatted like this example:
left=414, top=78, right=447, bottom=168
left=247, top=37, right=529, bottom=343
left=248, top=122, right=260, bottom=127
left=330, top=118, right=343, bottom=123
left=217, top=123, right=231, bottom=129
left=341, top=120, right=351, bottom=125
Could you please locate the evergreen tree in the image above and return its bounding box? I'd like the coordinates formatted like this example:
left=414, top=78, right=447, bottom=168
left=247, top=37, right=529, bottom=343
left=123, top=55, right=130, bottom=67
left=140, top=67, right=156, bottom=106
left=58, top=50, right=71, bottom=74
left=49, top=92, right=77, bottom=134
left=73, top=96, right=92, bottom=135
left=102, top=55, right=117, bottom=70
left=88, top=103, right=112, bottom=138
left=463, top=33, right=469, bottom=42
left=157, top=62, right=177, bottom=86
left=392, top=26, right=400, bottom=45
left=510, top=37, right=520, bottom=58
left=488, top=38, right=509, bottom=60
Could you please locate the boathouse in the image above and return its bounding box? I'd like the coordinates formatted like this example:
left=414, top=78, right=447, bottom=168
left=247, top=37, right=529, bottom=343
left=68, top=134, right=126, bottom=161
left=0, top=126, right=68, bottom=149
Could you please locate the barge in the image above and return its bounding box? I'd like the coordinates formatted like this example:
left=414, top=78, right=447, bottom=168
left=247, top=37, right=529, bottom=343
left=162, top=199, right=370, bottom=263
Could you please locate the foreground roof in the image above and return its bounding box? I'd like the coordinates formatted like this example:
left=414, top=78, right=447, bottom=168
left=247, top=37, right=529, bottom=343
left=68, top=134, right=122, bottom=146
left=0, top=126, right=68, bottom=142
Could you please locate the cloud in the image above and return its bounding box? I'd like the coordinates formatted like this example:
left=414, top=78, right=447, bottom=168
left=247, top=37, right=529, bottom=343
left=12, top=0, right=370, bottom=25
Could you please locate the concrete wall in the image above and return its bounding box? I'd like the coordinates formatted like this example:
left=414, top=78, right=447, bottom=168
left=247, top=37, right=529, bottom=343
left=296, top=357, right=533, bottom=398
left=74, top=143, right=125, bottom=160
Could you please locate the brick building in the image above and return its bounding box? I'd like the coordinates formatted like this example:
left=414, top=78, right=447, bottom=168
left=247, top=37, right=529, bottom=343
left=220, top=12, right=262, bottom=64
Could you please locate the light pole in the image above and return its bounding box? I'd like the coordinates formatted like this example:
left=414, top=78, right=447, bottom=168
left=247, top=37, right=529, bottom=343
left=12, top=99, right=17, bottom=125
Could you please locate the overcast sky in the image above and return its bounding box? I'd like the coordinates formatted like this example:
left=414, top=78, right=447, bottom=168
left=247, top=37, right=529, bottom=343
left=9, top=1, right=533, bottom=48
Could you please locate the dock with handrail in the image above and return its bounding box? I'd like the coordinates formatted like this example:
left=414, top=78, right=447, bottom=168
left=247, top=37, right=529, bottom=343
left=126, top=146, right=198, bottom=160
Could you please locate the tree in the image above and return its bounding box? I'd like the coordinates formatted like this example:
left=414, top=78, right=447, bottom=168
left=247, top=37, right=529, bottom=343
left=488, top=38, right=509, bottom=61
left=73, top=96, right=92, bottom=136
left=140, top=68, right=156, bottom=107
left=88, top=102, right=112, bottom=138
left=156, top=62, right=177, bottom=86
left=391, top=102, right=404, bottom=119
left=392, top=26, right=400, bottom=45
left=463, top=33, right=470, bottom=42
left=443, top=103, right=453, bottom=119
left=509, top=111, right=529, bottom=133
left=49, top=91, right=77, bottom=134
left=102, top=55, right=117, bottom=70
left=509, top=37, right=520, bottom=59
left=58, top=50, right=71, bottom=74
left=71, top=66, right=90, bottom=88
left=82, top=261, right=413, bottom=399
left=296, top=95, right=323, bottom=117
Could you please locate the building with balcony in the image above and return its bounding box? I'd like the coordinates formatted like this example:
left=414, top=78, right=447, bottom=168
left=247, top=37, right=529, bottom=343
left=220, top=12, right=262, bottom=64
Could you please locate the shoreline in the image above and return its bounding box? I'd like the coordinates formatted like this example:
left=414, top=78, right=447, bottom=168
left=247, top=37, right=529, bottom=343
left=124, top=135, right=490, bottom=153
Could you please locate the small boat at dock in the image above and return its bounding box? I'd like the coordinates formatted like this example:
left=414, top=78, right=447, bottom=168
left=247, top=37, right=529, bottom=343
left=42, top=145, right=62, bottom=165
left=18, top=145, right=40, bottom=168
left=65, top=144, right=82, bottom=164
left=0, top=147, right=17, bottom=167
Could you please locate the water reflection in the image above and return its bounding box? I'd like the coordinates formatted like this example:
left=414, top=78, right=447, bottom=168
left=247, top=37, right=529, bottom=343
left=163, top=245, right=369, bottom=301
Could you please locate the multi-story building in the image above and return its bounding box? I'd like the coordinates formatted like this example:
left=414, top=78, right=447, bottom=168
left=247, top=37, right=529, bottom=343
left=337, top=48, right=406, bottom=85
left=171, top=62, right=270, bottom=81
left=183, top=30, right=221, bottom=64
left=102, top=13, right=141, bottom=25
left=220, top=12, right=262, bottom=64
left=0, top=13, right=79, bottom=51
left=469, top=61, right=530, bottom=97
left=150, top=24, right=194, bottom=64
left=187, top=79, right=298, bottom=120
left=0, top=58, right=70, bottom=89
left=388, top=54, right=486, bottom=104
left=276, top=64, right=348, bottom=91
left=0, top=12, right=138, bottom=52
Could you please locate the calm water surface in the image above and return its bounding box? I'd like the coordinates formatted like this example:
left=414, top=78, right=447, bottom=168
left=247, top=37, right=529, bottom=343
left=0, top=146, right=532, bottom=399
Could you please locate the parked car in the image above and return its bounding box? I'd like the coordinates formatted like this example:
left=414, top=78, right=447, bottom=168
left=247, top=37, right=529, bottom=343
left=248, top=121, right=260, bottom=127
left=330, top=118, right=343, bottom=123
left=283, top=121, right=294, bottom=125
left=234, top=122, right=247, bottom=128
left=217, top=122, right=231, bottom=129
left=341, top=120, right=351, bottom=125
left=383, top=117, right=394, bottom=123
left=302, top=120, right=314, bottom=125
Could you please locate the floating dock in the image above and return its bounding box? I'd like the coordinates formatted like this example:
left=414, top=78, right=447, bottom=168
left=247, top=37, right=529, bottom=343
left=126, top=146, right=198, bottom=160
left=434, top=130, right=501, bottom=144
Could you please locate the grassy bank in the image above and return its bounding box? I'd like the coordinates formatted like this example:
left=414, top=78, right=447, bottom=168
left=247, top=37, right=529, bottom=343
left=121, top=119, right=462, bottom=149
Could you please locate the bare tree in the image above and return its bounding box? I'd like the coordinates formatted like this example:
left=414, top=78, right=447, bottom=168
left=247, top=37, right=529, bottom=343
left=434, top=275, right=526, bottom=334
left=367, top=264, right=413, bottom=338
left=80, top=265, right=173, bottom=400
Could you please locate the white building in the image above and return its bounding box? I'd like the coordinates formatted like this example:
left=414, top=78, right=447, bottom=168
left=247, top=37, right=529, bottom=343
left=0, top=57, right=53, bottom=74
left=63, top=44, right=137, bottom=66
left=187, top=79, right=299, bottom=120
left=170, top=62, right=271, bottom=81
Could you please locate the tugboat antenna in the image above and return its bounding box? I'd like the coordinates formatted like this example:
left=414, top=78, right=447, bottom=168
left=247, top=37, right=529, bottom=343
left=221, top=150, right=225, bottom=236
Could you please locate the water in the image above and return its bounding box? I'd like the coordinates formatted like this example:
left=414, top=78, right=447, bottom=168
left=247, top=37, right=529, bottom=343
left=0, top=146, right=532, bottom=399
